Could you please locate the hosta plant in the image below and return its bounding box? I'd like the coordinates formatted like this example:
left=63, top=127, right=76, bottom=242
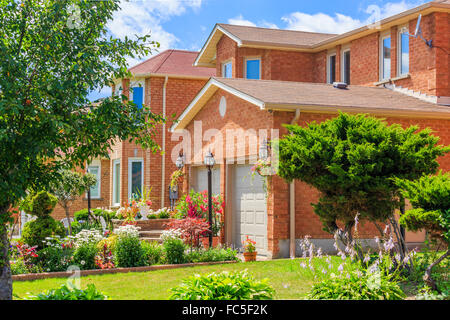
left=25, top=284, right=107, bottom=300
left=169, top=270, right=275, bottom=300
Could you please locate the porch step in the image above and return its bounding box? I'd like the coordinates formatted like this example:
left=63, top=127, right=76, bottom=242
left=139, top=230, right=163, bottom=237
left=140, top=237, right=164, bottom=244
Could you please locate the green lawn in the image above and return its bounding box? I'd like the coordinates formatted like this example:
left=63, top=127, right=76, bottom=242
left=13, top=259, right=321, bottom=300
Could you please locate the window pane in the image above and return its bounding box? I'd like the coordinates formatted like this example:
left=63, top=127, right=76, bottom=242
left=223, top=63, right=232, bottom=78
left=400, top=33, right=409, bottom=74
left=132, top=87, right=143, bottom=109
left=329, top=56, right=336, bottom=84
left=131, top=161, right=142, bottom=199
left=246, top=59, right=260, bottom=79
left=88, top=166, right=100, bottom=198
left=383, top=37, right=391, bottom=79
left=344, top=51, right=351, bottom=85
left=114, top=162, right=120, bottom=205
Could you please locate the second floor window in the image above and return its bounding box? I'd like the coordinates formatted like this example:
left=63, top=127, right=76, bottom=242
left=87, top=163, right=100, bottom=199
left=399, top=30, right=410, bottom=75
left=381, top=36, right=391, bottom=80
left=222, top=61, right=232, bottom=78
left=328, top=54, right=336, bottom=84
left=342, top=50, right=351, bottom=85
left=245, top=58, right=261, bottom=80
left=130, top=86, right=144, bottom=109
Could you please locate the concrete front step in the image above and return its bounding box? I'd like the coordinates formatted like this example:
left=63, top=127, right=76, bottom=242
left=141, top=237, right=163, bottom=243
left=139, top=230, right=163, bottom=237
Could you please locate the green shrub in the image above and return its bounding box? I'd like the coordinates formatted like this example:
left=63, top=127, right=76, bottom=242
left=157, top=209, right=171, bottom=219
left=26, top=284, right=107, bottom=300
left=74, top=209, right=90, bottom=222
left=169, top=270, right=275, bottom=300
left=163, top=238, right=186, bottom=265
left=22, top=191, right=58, bottom=218
left=34, top=246, right=74, bottom=272
left=142, top=241, right=164, bottom=265
left=22, top=217, right=65, bottom=249
left=10, top=259, right=30, bottom=275
left=186, top=247, right=238, bottom=263
left=72, top=244, right=98, bottom=270
left=114, top=236, right=146, bottom=268
left=307, top=271, right=406, bottom=300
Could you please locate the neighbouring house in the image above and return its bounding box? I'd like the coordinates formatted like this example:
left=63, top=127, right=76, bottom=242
left=51, top=49, right=215, bottom=219
left=169, top=0, right=450, bottom=258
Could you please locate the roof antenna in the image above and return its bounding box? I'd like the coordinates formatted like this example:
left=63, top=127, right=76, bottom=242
left=406, top=14, right=433, bottom=48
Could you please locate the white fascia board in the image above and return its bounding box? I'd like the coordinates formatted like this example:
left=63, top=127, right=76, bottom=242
left=170, top=78, right=265, bottom=132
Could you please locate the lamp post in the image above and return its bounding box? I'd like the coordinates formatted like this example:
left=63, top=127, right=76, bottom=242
left=204, top=151, right=215, bottom=247
left=176, top=152, right=184, bottom=170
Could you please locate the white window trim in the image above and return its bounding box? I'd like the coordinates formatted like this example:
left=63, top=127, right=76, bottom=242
left=380, top=33, right=392, bottom=81
left=129, top=79, right=146, bottom=105
left=341, top=48, right=351, bottom=85
left=327, top=52, right=337, bottom=84
left=128, top=158, right=144, bottom=200
left=244, top=57, right=262, bottom=80
left=397, top=25, right=410, bottom=77
left=112, top=159, right=121, bottom=207
left=87, top=160, right=101, bottom=199
left=222, top=60, right=232, bottom=78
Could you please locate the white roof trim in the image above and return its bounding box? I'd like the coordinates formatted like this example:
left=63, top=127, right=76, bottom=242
left=194, top=24, right=243, bottom=67
left=170, top=78, right=265, bottom=132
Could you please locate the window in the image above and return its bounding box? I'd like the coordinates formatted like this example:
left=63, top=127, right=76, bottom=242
left=129, top=80, right=145, bottom=109
left=245, top=58, right=261, bottom=80
left=399, top=29, right=410, bottom=75
left=128, top=159, right=143, bottom=200
left=327, top=54, right=336, bottom=84
left=222, top=61, right=232, bottom=78
left=112, top=159, right=121, bottom=206
left=87, top=162, right=101, bottom=199
left=381, top=36, right=391, bottom=80
left=342, top=50, right=351, bottom=85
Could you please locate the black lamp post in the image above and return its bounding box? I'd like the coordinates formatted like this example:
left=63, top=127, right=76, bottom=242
left=204, top=151, right=215, bottom=247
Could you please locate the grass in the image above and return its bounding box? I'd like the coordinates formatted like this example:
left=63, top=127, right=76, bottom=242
left=13, top=259, right=329, bottom=300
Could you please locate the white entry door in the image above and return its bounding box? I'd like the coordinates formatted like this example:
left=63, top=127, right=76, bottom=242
left=192, top=166, right=220, bottom=195
left=232, top=164, right=268, bottom=255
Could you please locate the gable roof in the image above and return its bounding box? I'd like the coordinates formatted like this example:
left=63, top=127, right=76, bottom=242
left=128, top=49, right=216, bottom=78
left=171, top=77, right=450, bottom=131
left=195, top=0, right=450, bottom=67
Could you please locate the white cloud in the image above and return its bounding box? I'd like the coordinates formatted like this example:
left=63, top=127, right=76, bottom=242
left=107, top=0, right=203, bottom=67
left=227, top=14, right=279, bottom=29
left=282, top=1, right=425, bottom=34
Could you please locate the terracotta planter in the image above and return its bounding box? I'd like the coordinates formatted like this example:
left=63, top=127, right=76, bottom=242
left=243, top=252, right=257, bottom=262
left=201, top=236, right=219, bottom=249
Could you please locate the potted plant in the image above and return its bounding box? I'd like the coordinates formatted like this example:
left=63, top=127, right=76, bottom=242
left=170, top=169, right=184, bottom=192
left=135, top=186, right=153, bottom=219
left=242, top=236, right=257, bottom=262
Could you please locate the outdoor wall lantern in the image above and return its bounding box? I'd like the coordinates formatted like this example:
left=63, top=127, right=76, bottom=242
left=204, top=151, right=215, bottom=247
left=259, top=139, right=270, bottom=160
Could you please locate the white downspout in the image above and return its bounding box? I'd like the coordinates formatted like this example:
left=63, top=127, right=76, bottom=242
left=290, top=109, right=300, bottom=258
left=161, top=75, right=169, bottom=208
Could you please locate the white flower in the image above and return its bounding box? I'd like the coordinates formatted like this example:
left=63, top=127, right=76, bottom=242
left=161, top=228, right=183, bottom=242
left=81, top=260, right=85, bottom=265
left=114, top=225, right=141, bottom=239
left=338, top=264, right=344, bottom=272
left=73, top=229, right=104, bottom=248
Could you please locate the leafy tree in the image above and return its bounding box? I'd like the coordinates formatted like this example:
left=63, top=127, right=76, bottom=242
left=0, top=0, right=163, bottom=299
left=49, top=169, right=97, bottom=235
left=277, top=112, right=450, bottom=258
left=395, top=172, right=450, bottom=291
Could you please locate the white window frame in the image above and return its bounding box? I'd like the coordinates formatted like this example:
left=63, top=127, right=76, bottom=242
left=112, top=159, right=121, bottom=207
left=114, top=81, right=122, bottom=97
left=380, top=33, right=392, bottom=81
left=87, top=160, right=101, bottom=199
left=244, top=57, right=261, bottom=80
left=128, top=158, right=144, bottom=200
left=327, top=52, right=337, bottom=84
left=222, top=60, right=233, bottom=78
left=397, top=25, right=410, bottom=77
left=341, top=47, right=351, bottom=85
left=129, top=79, right=146, bottom=105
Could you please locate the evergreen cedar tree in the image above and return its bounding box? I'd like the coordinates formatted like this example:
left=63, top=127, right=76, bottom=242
left=0, top=0, right=164, bottom=300
left=277, top=112, right=450, bottom=245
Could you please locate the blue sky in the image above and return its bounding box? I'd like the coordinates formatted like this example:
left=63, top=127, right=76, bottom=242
left=88, top=0, right=426, bottom=101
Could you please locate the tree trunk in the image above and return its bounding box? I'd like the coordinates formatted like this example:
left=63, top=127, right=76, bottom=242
left=0, top=223, right=12, bottom=300
left=424, top=249, right=450, bottom=292
left=64, top=206, right=72, bottom=235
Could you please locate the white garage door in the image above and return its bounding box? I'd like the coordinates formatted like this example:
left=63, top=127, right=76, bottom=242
left=192, top=166, right=220, bottom=195
left=232, top=165, right=268, bottom=255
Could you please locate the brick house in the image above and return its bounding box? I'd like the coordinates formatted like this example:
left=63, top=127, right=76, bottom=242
left=52, top=50, right=215, bottom=219
left=169, top=0, right=450, bottom=258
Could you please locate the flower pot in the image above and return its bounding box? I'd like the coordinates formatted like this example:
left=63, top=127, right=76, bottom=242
left=243, top=252, right=257, bottom=262
left=201, top=236, right=219, bottom=249
left=139, top=206, right=150, bottom=220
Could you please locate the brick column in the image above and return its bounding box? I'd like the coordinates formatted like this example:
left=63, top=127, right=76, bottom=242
left=336, top=45, right=342, bottom=82
left=391, top=26, right=398, bottom=79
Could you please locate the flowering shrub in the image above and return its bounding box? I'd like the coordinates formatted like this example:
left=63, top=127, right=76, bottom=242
left=165, top=218, right=210, bottom=251
left=9, top=241, right=41, bottom=274
left=161, top=228, right=183, bottom=242
left=175, top=190, right=224, bottom=236
left=242, top=236, right=257, bottom=253
left=95, top=243, right=115, bottom=269
left=115, top=201, right=140, bottom=223
left=34, top=236, right=74, bottom=272
left=113, top=224, right=140, bottom=239
left=71, top=229, right=104, bottom=249
left=169, top=270, right=275, bottom=300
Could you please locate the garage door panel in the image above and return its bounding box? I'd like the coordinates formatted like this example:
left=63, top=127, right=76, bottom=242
left=232, top=165, right=267, bottom=254
left=192, top=167, right=220, bottom=195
